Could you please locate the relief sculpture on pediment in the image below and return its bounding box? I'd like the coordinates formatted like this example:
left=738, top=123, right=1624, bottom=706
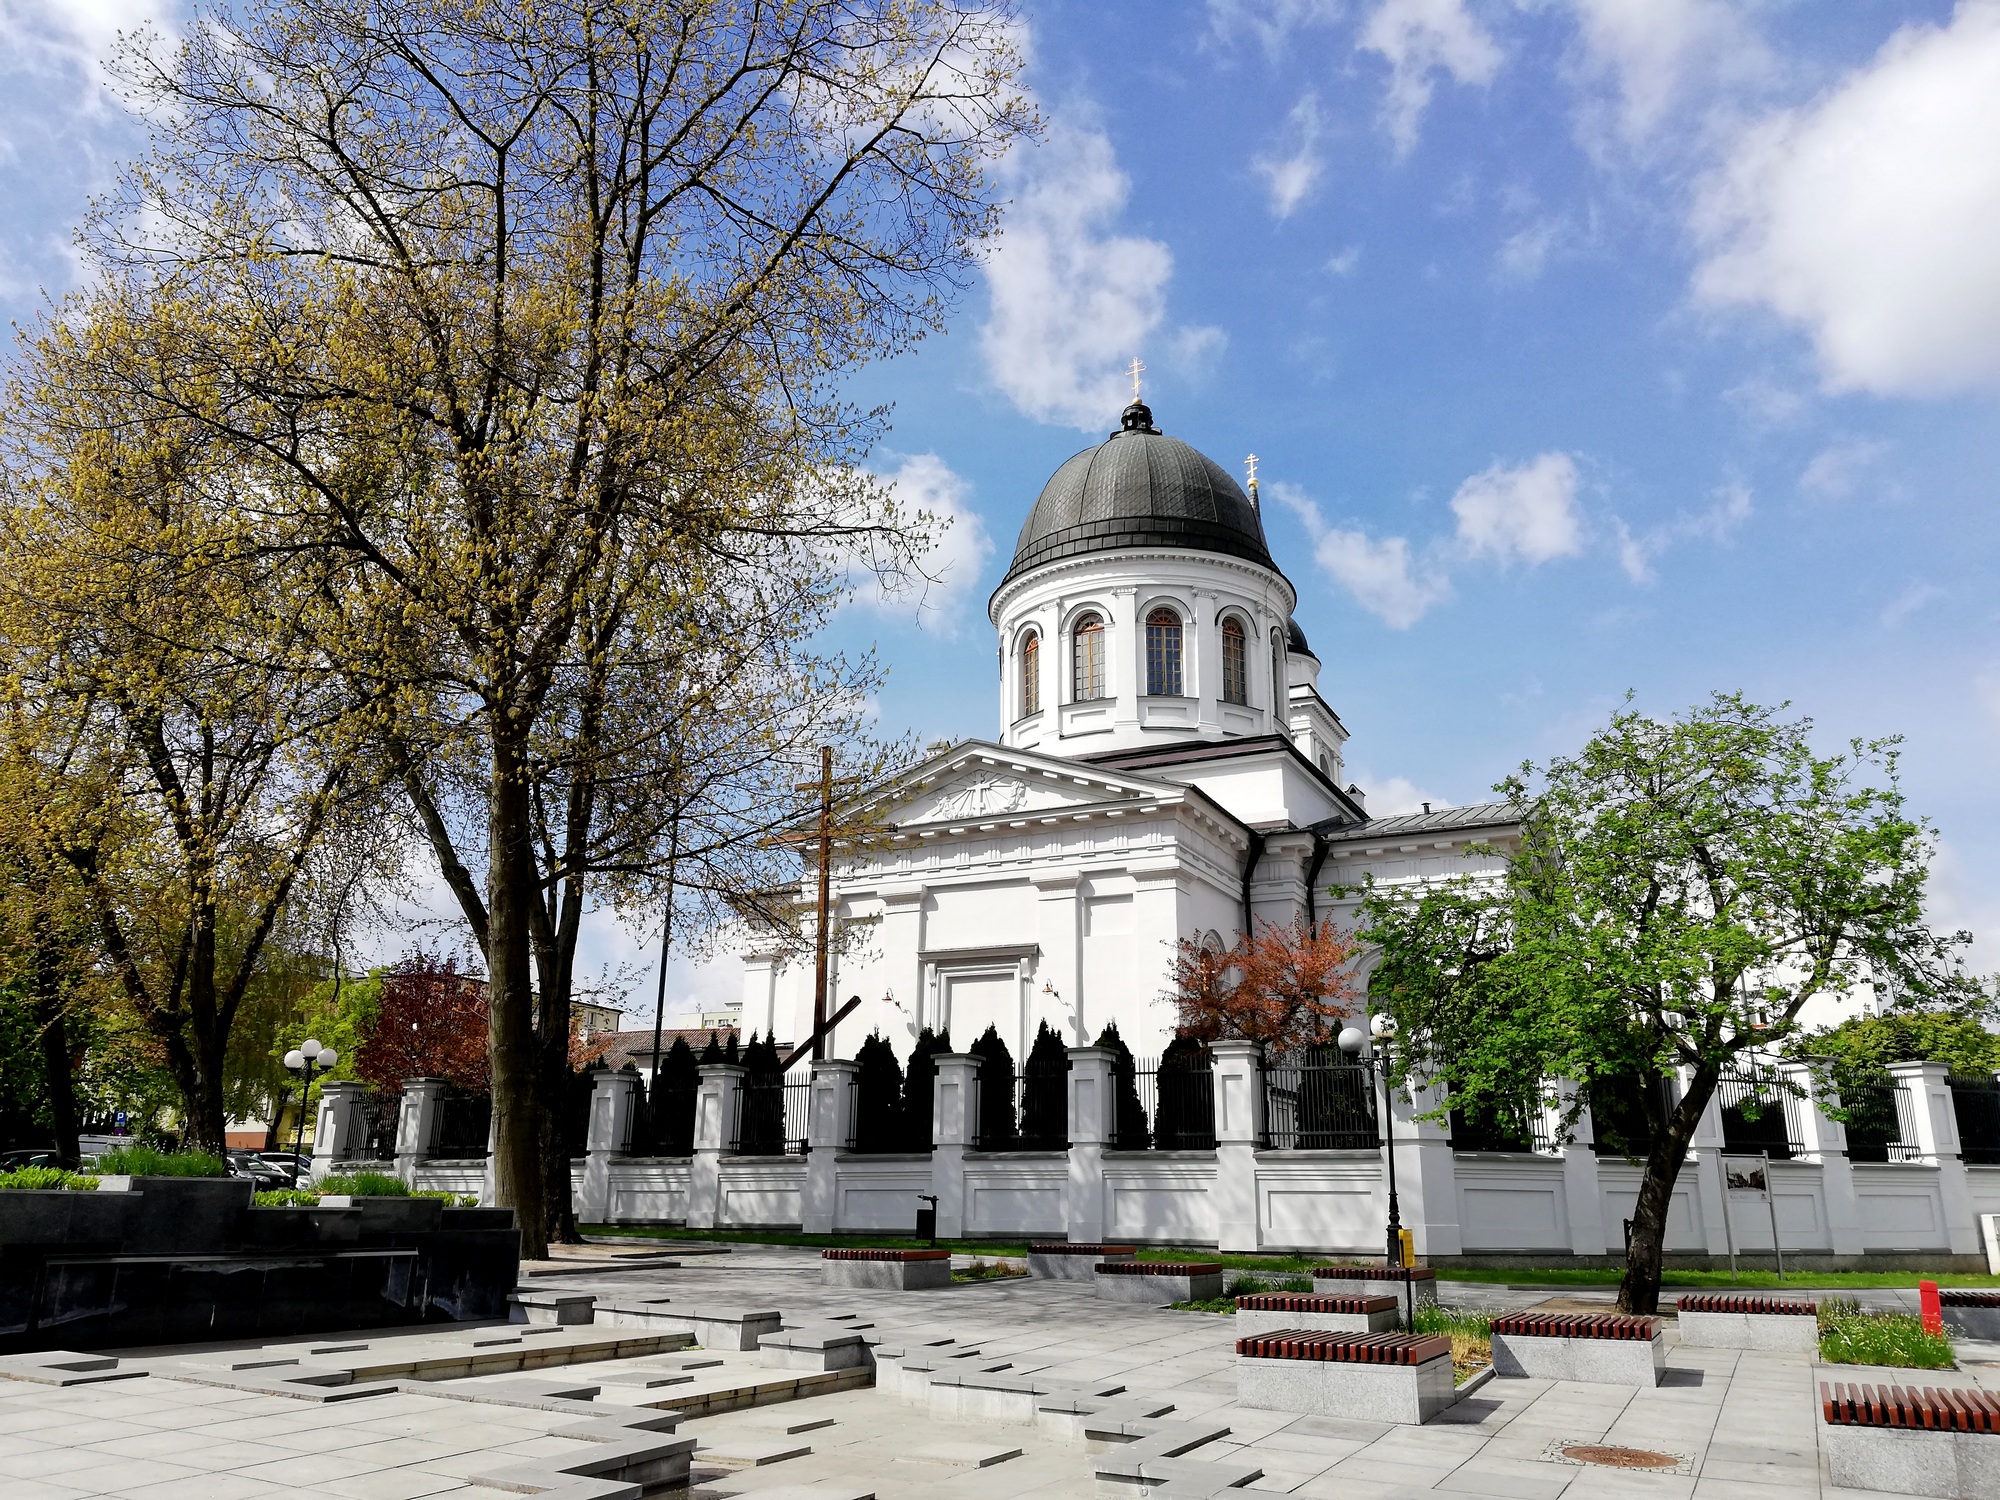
left=931, top=771, right=1029, bottom=820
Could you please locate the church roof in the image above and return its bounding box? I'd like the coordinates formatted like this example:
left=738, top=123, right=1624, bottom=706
left=998, top=400, right=1279, bottom=591
left=1321, top=801, right=1526, bottom=842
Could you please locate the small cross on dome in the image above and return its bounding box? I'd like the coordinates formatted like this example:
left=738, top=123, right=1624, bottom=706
left=1126, top=357, right=1145, bottom=401
left=1244, top=453, right=1259, bottom=489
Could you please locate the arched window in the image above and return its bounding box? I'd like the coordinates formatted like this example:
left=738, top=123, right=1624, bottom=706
left=1270, top=628, right=1287, bottom=713
left=1020, top=630, right=1040, bottom=716
left=1145, top=608, right=1183, bottom=696
left=1220, top=617, right=1247, bottom=705
left=1072, top=613, right=1106, bottom=701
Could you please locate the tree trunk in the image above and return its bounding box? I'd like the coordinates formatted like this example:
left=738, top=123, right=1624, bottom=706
left=488, top=724, right=548, bottom=1258
left=29, top=916, right=82, bottom=1169
left=1617, top=1065, right=1720, bottom=1314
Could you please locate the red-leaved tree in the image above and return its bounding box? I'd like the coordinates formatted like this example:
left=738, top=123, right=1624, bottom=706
left=1171, top=918, right=1362, bottom=1050
left=357, top=953, right=490, bottom=1091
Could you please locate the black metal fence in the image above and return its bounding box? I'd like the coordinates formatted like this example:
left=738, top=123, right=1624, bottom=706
left=352, top=1089, right=400, bottom=1161
left=1109, top=1052, right=1214, bottom=1150
left=730, top=1076, right=809, bottom=1155
left=628, top=1074, right=697, bottom=1156
left=973, top=1063, right=1070, bottom=1151
left=1950, top=1075, right=2000, bottom=1165
left=1716, top=1068, right=1805, bottom=1160
left=431, top=1087, right=492, bottom=1158
left=1263, top=1055, right=1378, bottom=1150
left=1839, top=1072, right=1919, bottom=1161
left=1588, top=1073, right=1676, bottom=1160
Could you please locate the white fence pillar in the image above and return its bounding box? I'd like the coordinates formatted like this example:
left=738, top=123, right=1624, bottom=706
left=1888, top=1060, right=1980, bottom=1255
left=687, top=1063, right=745, bottom=1231
left=931, top=1054, right=980, bottom=1240
left=393, top=1077, right=447, bottom=1186
left=579, top=1068, right=638, bottom=1226
left=1781, top=1061, right=1864, bottom=1256
left=1210, top=1041, right=1264, bottom=1252
left=1396, top=1068, right=1463, bottom=1258
left=1686, top=1070, right=1732, bottom=1258
left=803, top=1059, right=858, bottom=1233
left=1544, top=1080, right=1605, bottom=1256
left=1065, top=1046, right=1115, bottom=1244
left=311, top=1080, right=368, bottom=1181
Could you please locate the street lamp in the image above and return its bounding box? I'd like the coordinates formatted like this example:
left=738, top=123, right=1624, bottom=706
left=283, top=1038, right=339, bottom=1182
left=1339, top=1013, right=1412, bottom=1328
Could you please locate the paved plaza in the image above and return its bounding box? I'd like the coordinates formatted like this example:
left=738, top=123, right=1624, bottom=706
left=2, top=1241, right=1995, bottom=1499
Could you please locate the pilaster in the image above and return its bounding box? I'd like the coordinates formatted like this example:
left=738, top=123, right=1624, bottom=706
left=931, top=1053, right=980, bottom=1240
left=879, top=887, right=927, bottom=1038
left=1066, top=1046, right=1115, bottom=1243
left=688, top=1063, right=746, bottom=1231
left=1888, top=1060, right=1980, bottom=1254
left=1781, top=1060, right=1864, bottom=1256
left=393, top=1077, right=448, bottom=1186
left=311, top=1080, right=368, bottom=1181
left=1033, top=872, right=1083, bottom=1043
left=1543, top=1080, right=1605, bottom=1256
left=1110, top=586, right=1140, bottom=734
left=580, top=1068, right=638, bottom=1225
left=1395, top=1065, right=1464, bottom=1258
left=1210, top=1040, right=1264, bottom=1252
left=1686, top=1070, right=1733, bottom=1257
left=803, top=1060, right=860, bottom=1233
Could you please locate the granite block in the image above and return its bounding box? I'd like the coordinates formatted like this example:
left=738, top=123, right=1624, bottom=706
left=1238, top=1351, right=1459, bottom=1425
left=821, top=1257, right=952, bottom=1291
left=1093, top=1269, right=1223, bottom=1304
left=1677, top=1309, right=1820, bottom=1350
left=1236, top=1306, right=1401, bottom=1339
left=1490, top=1331, right=1663, bottom=1386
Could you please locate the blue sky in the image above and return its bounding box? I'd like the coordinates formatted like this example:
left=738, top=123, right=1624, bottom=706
left=6, top=0, right=2000, bottom=1020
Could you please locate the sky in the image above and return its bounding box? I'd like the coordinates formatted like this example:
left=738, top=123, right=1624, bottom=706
left=6, top=0, right=2000, bottom=1026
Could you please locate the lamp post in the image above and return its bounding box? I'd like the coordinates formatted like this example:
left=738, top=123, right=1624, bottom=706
left=283, top=1038, right=339, bottom=1181
left=1339, top=1014, right=1411, bottom=1328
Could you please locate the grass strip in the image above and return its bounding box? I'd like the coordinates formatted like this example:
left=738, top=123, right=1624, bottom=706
left=1818, top=1297, right=1955, bottom=1369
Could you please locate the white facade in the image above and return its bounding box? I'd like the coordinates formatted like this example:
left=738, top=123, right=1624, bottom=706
left=741, top=410, right=1524, bottom=1058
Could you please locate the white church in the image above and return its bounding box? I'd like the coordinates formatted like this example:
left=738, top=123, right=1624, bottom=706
left=738, top=396, right=1523, bottom=1060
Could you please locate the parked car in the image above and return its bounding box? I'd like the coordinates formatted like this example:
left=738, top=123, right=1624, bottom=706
left=256, top=1151, right=310, bottom=1183
left=0, top=1149, right=59, bottom=1171
left=227, top=1151, right=293, bottom=1188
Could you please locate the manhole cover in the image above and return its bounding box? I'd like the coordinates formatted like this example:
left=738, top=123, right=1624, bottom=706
left=1560, top=1446, right=1681, bottom=1469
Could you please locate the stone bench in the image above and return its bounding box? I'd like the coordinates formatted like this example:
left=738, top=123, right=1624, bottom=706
left=1490, top=1312, right=1663, bottom=1386
left=1028, top=1242, right=1137, bottom=1281
left=1676, top=1294, right=1819, bottom=1351
left=591, top=1300, right=782, bottom=1350
left=1941, top=1291, right=2000, bottom=1342
left=1237, top=1329, right=1458, bottom=1425
left=507, top=1290, right=595, bottom=1326
left=1821, top=1380, right=2000, bottom=1498
left=820, top=1247, right=952, bottom=1291
left=757, top=1324, right=872, bottom=1372
left=1235, top=1293, right=1400, bottom=1339
left=1311, top=1264, right=1438, bottom=1307
left=1093, top=1261, right=1224, bottom=1305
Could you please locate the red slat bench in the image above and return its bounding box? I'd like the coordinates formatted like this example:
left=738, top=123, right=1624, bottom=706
left=1310, top=1264, right=1438, bottom=1307
left=1819, top=1381, right=2000, bottom=1496
left=1940, top=1290, right=2000, bottom=1340
left=1676, top=1294, right=1820, bottom=1351
left=1235, top=1329, right=1460, bottom=1423
left=1234, top=1292, right=1400, bottom=1338
left=820, top=1246, right=951, bottom=1290
left=1490, top=1311, right=1664, bottom=1385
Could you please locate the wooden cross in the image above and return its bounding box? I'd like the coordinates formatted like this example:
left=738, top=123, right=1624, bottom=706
left=1126, top=357, right=1145, bottom=401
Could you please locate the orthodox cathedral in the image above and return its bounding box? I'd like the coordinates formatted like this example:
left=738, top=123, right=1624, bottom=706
left=739, top=397, right=1523, bottom=1059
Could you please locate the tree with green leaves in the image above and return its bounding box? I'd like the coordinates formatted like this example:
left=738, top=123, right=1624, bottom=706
left=1355, top=694, right=1972, bottom=1313
left=903, top=1026, right=950, bottom=1151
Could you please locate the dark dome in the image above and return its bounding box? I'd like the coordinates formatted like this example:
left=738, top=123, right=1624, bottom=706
left=997, top=401, right=1279, bottom=591
left=1286, top=616, right=1316, bottom=658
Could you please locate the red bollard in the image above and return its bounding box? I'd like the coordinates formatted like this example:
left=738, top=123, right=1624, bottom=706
left=1919, top=1279, right=1943, bottom=1335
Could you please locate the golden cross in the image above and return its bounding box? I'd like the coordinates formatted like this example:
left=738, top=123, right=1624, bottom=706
left=1126, top=357, right=1145, bottom=402
left=1244, top=453, right=1259, bottom=488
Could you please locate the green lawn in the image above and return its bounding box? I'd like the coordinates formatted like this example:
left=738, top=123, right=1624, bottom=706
left=578, top=1225, right=2000, bottom=1288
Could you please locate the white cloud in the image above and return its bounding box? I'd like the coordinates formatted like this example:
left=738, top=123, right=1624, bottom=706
left=1254, top=92, right=1326, bottom=219
left=1207, top=0, right=1345, bottom=55
left=1450, top=452, right=1584, bottom=565
left=1496, top=217, right=1563, bottom=282
left=1357, top=0, right=1503, bottom=157
left=858, top=453, right=993, bottom=633
left=1613, top=478, right=1752, bottom=584
left=1325, top=244, right=1362, bottom=276
left=1878, top=582, right=1943, bottom=630
left=1271, top=481, right=1450, bottom=628
left=981, top=119, right=1218, bottom=432
left=0, top=0, right=171, bottom=96
left=1694, top=1, right=2000, bottom=396
left=1565, top=0, right=1770, bottom=143
left=1354, top=775, right=1448, bottom=816
left=1799, top=438, right=1889, bottom=502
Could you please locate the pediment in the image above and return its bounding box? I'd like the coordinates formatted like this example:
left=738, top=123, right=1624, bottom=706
left=875, top=742, right=1180, bottom=830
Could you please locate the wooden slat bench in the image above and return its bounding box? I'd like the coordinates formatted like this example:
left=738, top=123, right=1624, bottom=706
left=1675, top=1294, right=1819, bottom=1351
left=1093, top=1261, right=1224, bottom=1305
left=820, top=1248, right=952, bottom=1291
left=1310, top=1264, right=1438, bottom=1307
left=1235, top=1292, right=1400, bottom=1338
left=1820, top=1381, right=2000, bottom=1497
left=1489, top=1311, right=1663, bottom=1386
left=1028, top=1243, right=1137, bottom=1281
left=1940, top=1290, right=2000, bottom=1341
left=1235, top=1330, right=1459, bottom=1424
